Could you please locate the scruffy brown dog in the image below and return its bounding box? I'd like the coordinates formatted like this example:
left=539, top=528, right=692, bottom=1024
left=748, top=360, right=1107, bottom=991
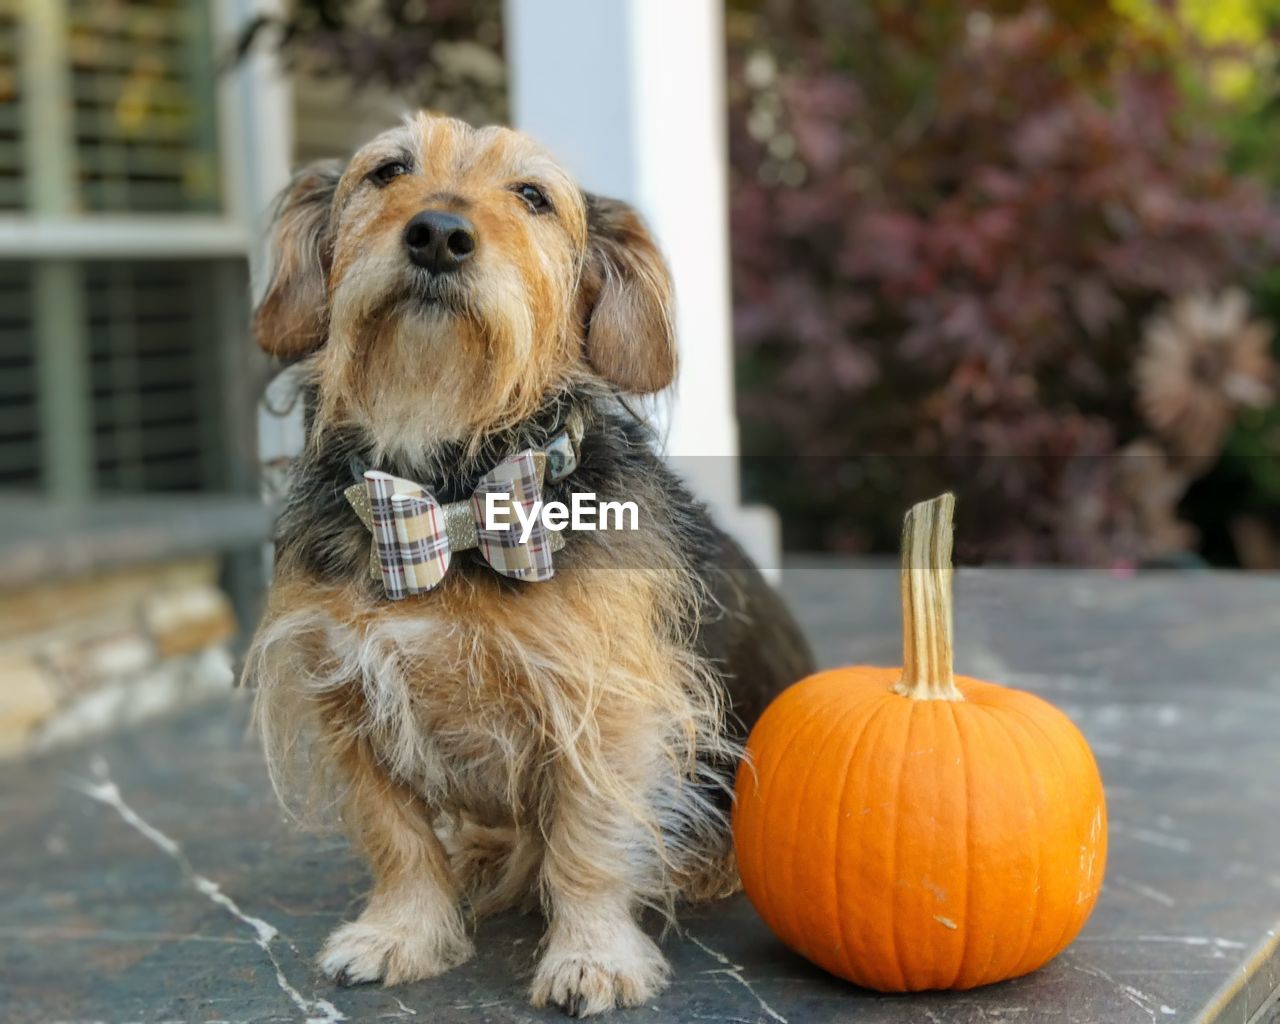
left=244, top=112, right=813, bottom=1017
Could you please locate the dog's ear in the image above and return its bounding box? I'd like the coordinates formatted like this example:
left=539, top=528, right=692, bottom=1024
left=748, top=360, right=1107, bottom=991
left=579, top=194, right=676, bottom=394
left=253, top=159, right=344, bottom=361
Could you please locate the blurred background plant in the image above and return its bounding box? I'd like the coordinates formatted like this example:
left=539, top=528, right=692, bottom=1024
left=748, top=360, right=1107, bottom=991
left=234, top=0, right=505, bottom=123
left=236, top=0, right=1280, bottom=568
left=727, top=0, right=1280, bottom=566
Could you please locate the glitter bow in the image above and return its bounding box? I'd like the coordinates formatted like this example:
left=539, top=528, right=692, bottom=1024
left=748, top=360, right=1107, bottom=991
left=345, top=450, right=564, bottom=600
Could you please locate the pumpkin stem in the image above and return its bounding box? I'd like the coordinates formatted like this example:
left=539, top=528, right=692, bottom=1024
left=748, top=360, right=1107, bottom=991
left=893, top=493, right=964, bottom=702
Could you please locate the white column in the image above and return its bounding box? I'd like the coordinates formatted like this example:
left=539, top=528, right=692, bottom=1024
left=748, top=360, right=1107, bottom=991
left=214, top=0, right=294, bottom=249
left=505, top=0, right=781, bottom=575
left=22, top=0, right=92, bottom=500
left=214, top=0, right=306, bottom=476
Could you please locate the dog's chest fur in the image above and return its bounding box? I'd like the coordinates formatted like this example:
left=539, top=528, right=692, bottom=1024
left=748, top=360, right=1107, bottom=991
left=277, top=565, right=671, bottom=824
left=251, top=388, right=798, bottom=844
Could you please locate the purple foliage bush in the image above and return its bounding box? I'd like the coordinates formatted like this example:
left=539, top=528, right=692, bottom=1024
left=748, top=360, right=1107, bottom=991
left=728, top=2, right=1280, bottom=562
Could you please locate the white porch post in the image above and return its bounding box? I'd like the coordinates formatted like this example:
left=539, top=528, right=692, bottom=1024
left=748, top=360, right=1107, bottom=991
left=505, top=0, right=781, bottom=574
left=214, top=0, right=306, bottom=479
left=215, top=0, right=294, bottom=242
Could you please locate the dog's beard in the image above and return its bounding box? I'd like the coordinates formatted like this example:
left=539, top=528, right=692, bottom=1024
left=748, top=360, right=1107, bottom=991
left=329, top=244, right=469, bottom=326
left=405, top=267, right=470, bottom=312
left=320, top=257, right=570, bottom=462
left=327, top=313, right=485, bottom=461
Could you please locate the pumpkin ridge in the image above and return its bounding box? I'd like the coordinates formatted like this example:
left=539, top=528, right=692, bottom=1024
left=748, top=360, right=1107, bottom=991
left=746, top=691, right=844, bottom=938
left=949, top=701, right=976, bottom=988
left=884, top=697, right=922, bottom=990
left=747, top=686, right=870, bottom=947
left=831, top=694, right=900, bottom=983
left=965, top=704, right=1039, bottom=986
left=933, top=702, right=970, bottom=986
left=987, top=704, right=1045, bottom=981
left=995, top=699, right=1099, bottom=966
left=782, top=690, right=887, bottom=959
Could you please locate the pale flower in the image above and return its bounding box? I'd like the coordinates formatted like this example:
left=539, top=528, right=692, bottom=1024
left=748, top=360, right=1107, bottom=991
left=1135, top=289, right=1275, bottom=456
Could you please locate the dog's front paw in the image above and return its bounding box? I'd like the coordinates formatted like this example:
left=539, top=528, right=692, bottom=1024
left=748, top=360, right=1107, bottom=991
left=319, top=913, right=474, bottom=987
left=530, top=916, right=669, bottom=1017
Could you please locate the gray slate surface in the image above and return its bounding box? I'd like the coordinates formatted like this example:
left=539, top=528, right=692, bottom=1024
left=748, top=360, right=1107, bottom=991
left=3, top=561, right=1280, bottom=1024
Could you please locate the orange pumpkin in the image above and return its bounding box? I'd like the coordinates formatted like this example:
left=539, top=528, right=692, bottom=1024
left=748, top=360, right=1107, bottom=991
left=733, top=494, right=1106, bottom=992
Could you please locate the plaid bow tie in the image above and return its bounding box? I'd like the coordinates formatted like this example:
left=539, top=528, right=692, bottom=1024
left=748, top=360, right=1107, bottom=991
left=344, top=450, right=565, bottom=600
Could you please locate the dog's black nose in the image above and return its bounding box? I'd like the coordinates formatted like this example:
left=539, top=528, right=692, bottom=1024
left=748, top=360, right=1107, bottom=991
left=404, top=210, right=476, bottom=273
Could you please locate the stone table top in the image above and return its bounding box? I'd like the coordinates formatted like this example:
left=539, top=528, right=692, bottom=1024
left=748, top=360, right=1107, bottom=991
left=3, top=561, right=1279, bottom=1024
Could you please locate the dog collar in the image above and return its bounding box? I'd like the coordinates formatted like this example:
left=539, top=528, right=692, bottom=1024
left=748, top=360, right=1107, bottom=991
left=344, top=413, right=584, bottom=598
left=542, top=410, right=585, bottom=484
left=346, top=409, right=584, bottom=493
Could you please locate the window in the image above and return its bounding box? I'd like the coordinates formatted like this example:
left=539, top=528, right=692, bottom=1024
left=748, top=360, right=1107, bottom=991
left=0, top=6, right=25, bottom=209
left=0, top=0, right=252, bottom=499
left=67, top=0, right=222, bottom=214
left=0, top=262, right=37, bottom=487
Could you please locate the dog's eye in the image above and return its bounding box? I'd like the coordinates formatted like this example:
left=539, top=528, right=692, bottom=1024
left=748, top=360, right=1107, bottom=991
left=371, top=160, right=409, bottom=186
left=513, top=183, right=551, bottom=213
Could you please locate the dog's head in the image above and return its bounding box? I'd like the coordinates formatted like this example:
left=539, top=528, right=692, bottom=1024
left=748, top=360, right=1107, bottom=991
left=254, top=113, right=675, bottom=457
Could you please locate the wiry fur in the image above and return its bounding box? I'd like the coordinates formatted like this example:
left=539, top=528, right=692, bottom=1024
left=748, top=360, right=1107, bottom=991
left=243, top=113, right=813, bottom=1016
left=250, top=386, right=750, bottom=910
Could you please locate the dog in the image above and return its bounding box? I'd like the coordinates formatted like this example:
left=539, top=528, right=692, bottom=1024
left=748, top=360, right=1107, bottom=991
left=244, top=112, right=814, bottom=1016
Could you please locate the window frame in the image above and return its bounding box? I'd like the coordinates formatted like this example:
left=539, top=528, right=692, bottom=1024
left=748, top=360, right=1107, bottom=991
left=2, top=0, right=289, bottom=500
